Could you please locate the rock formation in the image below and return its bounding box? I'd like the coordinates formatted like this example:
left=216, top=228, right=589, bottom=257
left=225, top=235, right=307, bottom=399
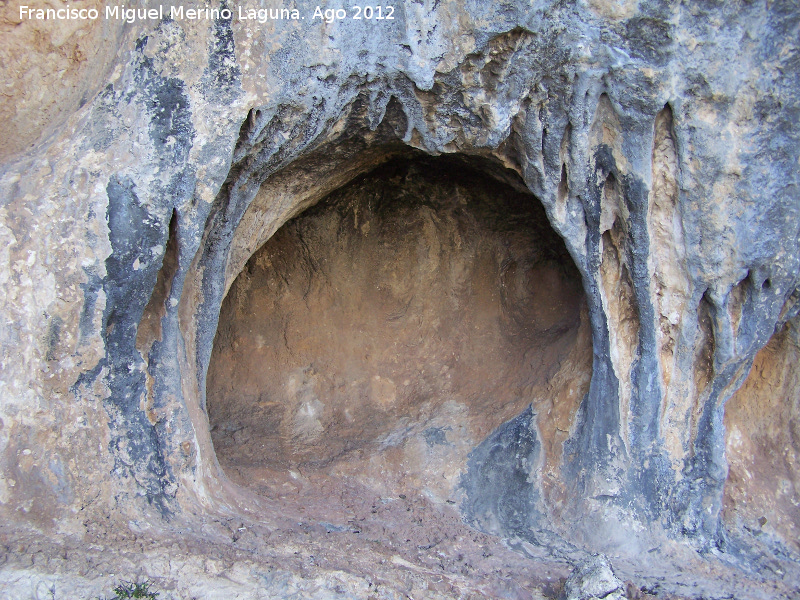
left=0, top=0, right=798, bottom=597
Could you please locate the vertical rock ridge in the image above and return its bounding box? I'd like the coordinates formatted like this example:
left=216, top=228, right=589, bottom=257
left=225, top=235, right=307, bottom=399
left=136, top=209, right=180, bottom=426
left=650, top=104, right=692, bottom=477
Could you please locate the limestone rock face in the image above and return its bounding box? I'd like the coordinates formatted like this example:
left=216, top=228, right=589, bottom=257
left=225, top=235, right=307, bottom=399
left=565, top=555, right=625, bottom=600
left=1, top=0, right=799, bottom=597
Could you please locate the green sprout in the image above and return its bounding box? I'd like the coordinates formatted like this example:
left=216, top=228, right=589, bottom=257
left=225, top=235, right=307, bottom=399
left=101, top=580, right=160, bottom=600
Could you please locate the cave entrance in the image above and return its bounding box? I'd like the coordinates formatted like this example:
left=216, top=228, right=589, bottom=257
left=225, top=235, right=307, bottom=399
left=206, top=154, right=590, bottom=502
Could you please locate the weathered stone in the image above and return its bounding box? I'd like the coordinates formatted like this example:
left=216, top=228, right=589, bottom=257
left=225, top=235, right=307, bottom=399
left=565, top=555, right=625, bottom=600
left=0, top=0, right=799, bottom=597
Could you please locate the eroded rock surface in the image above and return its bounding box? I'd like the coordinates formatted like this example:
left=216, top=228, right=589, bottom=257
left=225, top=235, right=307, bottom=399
left=1, top=0, right=799, bottom=598
left=565, top=555, right=625, bottom=600
left=208, top=156, right=590, bottom=507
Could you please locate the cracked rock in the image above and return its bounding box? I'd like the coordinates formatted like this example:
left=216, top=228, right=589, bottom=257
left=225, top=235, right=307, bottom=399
left=565, top=555, right=626, bottom=600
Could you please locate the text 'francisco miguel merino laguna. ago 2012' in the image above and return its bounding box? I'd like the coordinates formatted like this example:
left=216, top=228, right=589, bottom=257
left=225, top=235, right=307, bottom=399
left=17, top=4, right=398, bottom=24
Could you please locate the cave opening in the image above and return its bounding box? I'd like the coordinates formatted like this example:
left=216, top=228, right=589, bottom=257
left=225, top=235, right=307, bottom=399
left=205, top=153, right=592, bottom=504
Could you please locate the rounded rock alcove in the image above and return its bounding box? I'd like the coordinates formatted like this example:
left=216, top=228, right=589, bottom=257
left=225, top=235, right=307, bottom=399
left=206, top=154, right=592, bottom=507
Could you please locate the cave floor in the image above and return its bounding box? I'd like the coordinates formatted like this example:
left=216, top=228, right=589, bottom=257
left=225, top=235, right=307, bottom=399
left=1, top=471, right=797, bottom=600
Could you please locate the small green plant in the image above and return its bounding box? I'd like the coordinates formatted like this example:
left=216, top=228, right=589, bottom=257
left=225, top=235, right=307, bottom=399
left=101, top=580, right=160, bottom=600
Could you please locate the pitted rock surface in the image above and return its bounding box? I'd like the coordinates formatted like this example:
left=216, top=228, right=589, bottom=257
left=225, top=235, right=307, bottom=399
left=0, top=1, right=799, bottom=598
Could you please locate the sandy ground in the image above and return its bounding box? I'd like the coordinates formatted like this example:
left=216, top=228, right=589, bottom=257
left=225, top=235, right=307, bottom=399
left=2, top=466, right=798, bottom=600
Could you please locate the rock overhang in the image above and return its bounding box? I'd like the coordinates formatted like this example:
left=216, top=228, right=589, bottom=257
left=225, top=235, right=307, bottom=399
left=0, top=1, right=799, bottom=597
